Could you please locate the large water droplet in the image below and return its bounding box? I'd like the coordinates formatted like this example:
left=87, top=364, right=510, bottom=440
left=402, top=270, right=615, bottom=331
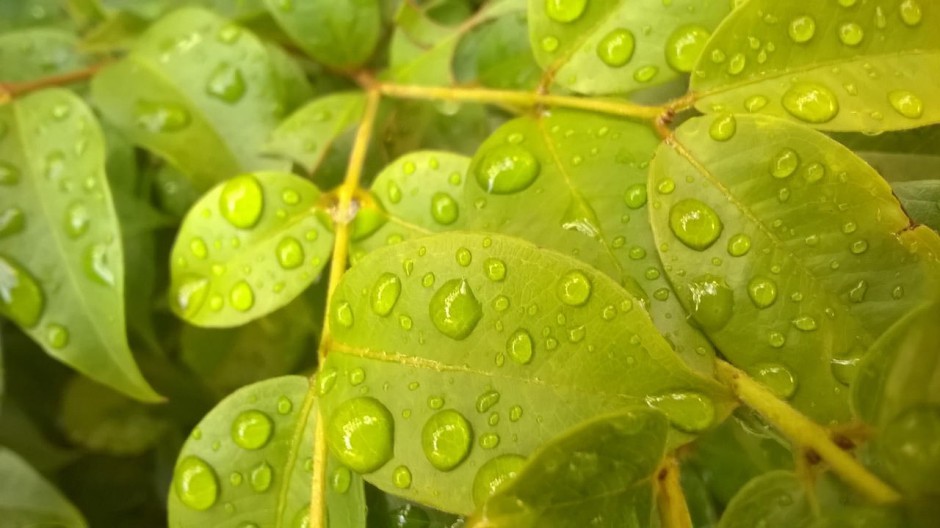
left=135, top=100, right=191, bottom=132
left=0, top=208, right=24, bottom=238
left=174, top=456, right=219, bottom=511
left=206, top=62, right=246, bottom=103
left=230, top=281, right=255, bottom=312
left=371, top=272, right=401, bottom=316
left=646, top=391, right=716, bottom=433
left=788, top=16, right=816, bottom=43
left=838, top=23, right=865, bottom=46
left=899, top=0, right=923, bottom=26
left=429, top=279, right=482, bottom=340
left=250, top=461, right=273, bottom=492
left=792, top=315, right=818, bottom=332
left=665, top=25, right=710, bottom=72
left=472, top=454, right=527, bottom=506
left=219, top=175, right=264, bottom=229
left=474, top=145, right=540, bottom=194
left=421, top=409, right=472, bottom=471
left=752, top=364, right=797, bottom=399
left=430, top=192, right=459, bottom=225
left=747, top=276, right=778, bottom=309
left=275, top=236, right=304, bottom=269
left=507, top=329, right=534, bottom=365
left=669, top=199, right=723, bottom=251
left=545, top=0, right=587, bottom=23
left=232, top=410, right=274, bottom=450
left=727, top=234, right=751, bottom=256
left=557, top=270, right=592, bottom=306
left=888, top=90, right=924, bottom=119
left=687, top=275, right=734, bottom=330
left=596, top=28, right=635, bottom=67
left=624, top=184, right=647, bottom=209
left=327, top=397, right=394, bottom=473
left=782, top=83, right=839, bottom=124
left=709, top=114, right=737, bottom=141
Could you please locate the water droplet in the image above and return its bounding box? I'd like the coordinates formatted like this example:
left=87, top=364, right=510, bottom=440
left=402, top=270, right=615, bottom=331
left=892, top=286, right=905, bottom=299
left=669, top=199, right=723, bottom=251
left=753, top=364, right=797, bottom=399
left=327, top=397, right=394, bottom=473
left=803, top=162, right=826, bottom=183
left=792, top=316, right=818, bottom=332
left=135, top=100, right=191, bottom=132
left=62, top=202, right=91, bottom=239
left=392, top=466, right=412, bottom=489
left=782, top=83, right=839, bottom=124
left=175, top=275, right=209, bottom=316
left=422, top=409, right=472, bottom=471
left=596, top=28, right=635, bottom=67
left=44, top=150, right=65, bottom=181
left=46, top=323, right=69, bottom=349
left=888, top=90, right=924, bottom=119
left=474, top=145, right=540, bottom=194
left=430, top=192, right=459, bottom=225
left=232, top=410, right=273, bottom=450
left=456, top=247, right=472, bottom=267
left=545, top=0, right=587, bottom=23
left=219, top=175, right=264, bottom=229
left=770, top=148, right=800, bottom=179
left=331, top=466, right=351, bottom=493
left=250, top=461, right=273, bottom=492
left=557, top=270, right=592, bottom=306
left=899, top=0, right=923, bottom=26
left=665, top=25, right=710, bottom=73
left=647, top=392, right=716, bottom=433
left=541, top=36, right=560, bottom=52
left=838, top=23, right=864, bottom=46
left=370, top=272, right=401, bottom=317
left=317, top=368, right=337, bottom=396
left=850, top=239, right=869, bottom=255
left=174, top=456, right=218, bottom=510
left=507, top=329, right=534, bottom=365
left=479, top=433, right=500, bottom=449
left=633, top=65, right=659, bottom=83
left=429, top=278, right=482, bottom=340
left=335, top=301, right=354, bottom=328
left=206, top=63, right=246, bottom=103
left=849, top=279, right=868, bottom=303
left=0, top=162, right=20, bottom=185
left=788, top=16, right=816, bottom=43
left=688, top=275, right=734, bottom=330
left=476, top=390, right=500, bottom=414
left=348, top=367, right=365, bottom=385
left=230, top=281, right=255, bottom=312
left=276, top=236, right=304, bottom=269
left=0, top=208, right=24, bottom=238
left=727, top=234, right=751, bottom=256
left=747, top=276, right=778, bottom=309
left=709, top=114, right=736, bottom=141
left=745, top=95, right=769, bottom=112
left=472, top=455, right=526, bottom=506
left=624, top=184, right=647, bottom=209
left=277, top=396, right=292, bottom=414
left=657, top=178, right=676, bottom=194
left=727, top=53, right=746, bottom=75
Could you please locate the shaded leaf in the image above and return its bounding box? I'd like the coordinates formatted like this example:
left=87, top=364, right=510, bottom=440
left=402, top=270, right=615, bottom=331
left=0, top=88, right=159, bottom=401
left=649, top=113, right=940, bottom=423
left=454, top=10, right=541, bottom=90
left=0, top=0, right=72, bottom=31
left=474, top=408, right=667, bottom=527
left=529, top=0, right=731, bottom=95
left=321, top=232, right=731, bottom=514
left=0, top=446, right=87, bottom=528
left=692, top=0, right=940, bottom=131
left=167, top=376, right=367, bottom=528
left=0, top=29, right=92, bottom=82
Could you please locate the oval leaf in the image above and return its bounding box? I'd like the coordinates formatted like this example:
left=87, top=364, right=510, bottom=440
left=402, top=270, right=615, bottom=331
left=0, top=29, right=92, bottom=82
left=648, top=113, right=940, bottom=423
left=692, top=0, right=940, bottom=131
left=0, top=446, right=87, bottom=527
left=169, top=171, right=334, bottom=327
left=320, top=232, right=731, bottom=514
left=91, top=7, right=289, bottom=190
left=529, top=0, right=731, bottom=95
left=0, top=88, right=159, bottom=401
left=168, top=375, right=366, bottom=527
left=263, top=0, right=381, bottom=69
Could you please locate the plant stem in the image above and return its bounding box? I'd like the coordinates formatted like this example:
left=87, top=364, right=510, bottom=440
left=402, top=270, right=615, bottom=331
left=378, top=83, right=664, bottom=121
left=1, top=62, right=110, bottom=99
left=656, top=456, right=692, bottom=528
left=715, top=360, right=902, bottom=504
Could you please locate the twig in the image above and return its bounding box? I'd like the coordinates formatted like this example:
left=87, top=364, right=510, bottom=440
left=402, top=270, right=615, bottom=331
left=656, top=456, right=693, bottom=528
left=2, top=62, right=110, bottom=98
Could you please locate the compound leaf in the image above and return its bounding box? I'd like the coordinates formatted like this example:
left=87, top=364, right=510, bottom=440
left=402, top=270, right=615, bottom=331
left=0, top=446, right=87, bottom=528
left=0, top=88, right=159, bottom=402
left=169, top=171, right=334, bottom=327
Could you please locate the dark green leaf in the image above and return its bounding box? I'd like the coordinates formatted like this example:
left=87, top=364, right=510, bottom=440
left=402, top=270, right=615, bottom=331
left=0, top=446, right=87, bottom=527
left=0, top=0, right=72, bottom=31
left=454, top=11, right=541, bottom=90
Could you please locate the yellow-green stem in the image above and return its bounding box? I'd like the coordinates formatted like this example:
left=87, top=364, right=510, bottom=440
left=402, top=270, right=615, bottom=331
left=715, top=360, right=901, bottom=504
left=656, top=456, right=692, bottom=528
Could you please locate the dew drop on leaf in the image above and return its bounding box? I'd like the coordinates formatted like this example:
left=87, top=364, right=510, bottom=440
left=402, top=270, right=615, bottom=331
left=335, top=301, right=354, bottom=328
left=231, top=410, right=274, bottom=450
left=788, top=16, right=816, bottom=43
left=229, top=281, right=255, bottom=312
left=747, top=276, right=778, bottom=309
left=422, top=409, right=473, bottom=471
left=899, top=0, right=923, bottom=26
left=219, top=175, right=264, bottom=229
left=484, top=258, right=507, bottom=282
left=665, top=25, right=710, bottom=72
left=64, top=202, right=89, bottom=238
left=545, top=0, right=587, bottom=23
left=430, top=192, right=459, bottom=225
left=175, top=275, right=209, bottom=316
left=205, top=63, right=246, bottom=103
left=768, top=331, right=786, bottom=348
left=633, top=65, right=658, bottom=83
left=507, top=329, right=534, bottom=365
left=752, top=364, right=797, bottom=399
left=782, top=82, right=839, bottom=124
left=327, top=397, right=394, bottom=473
left=174, top=456, right=219, bottom=511
left=273, top=236, right=305, bottom=270
left=479, top=433, right=500, bottom=449
left=277, top=396, right=292, bottom=415
left=456, top=247, right=472, bottom=267
left=687, top=275, right=734, bottom=330
left=709, top=114, right=737, bottom=141
left=849, top=279, right=868, bottom=303
left=745, top=95, right=769, bottom=112
left=727, top=234, right=752, bottom=256
left=476, top=390, right=500, bottom=413
left=46, top=323, right=69, bottom=349
left=888, top=90, right=924, bottom=119
left=474, top=144, right=541, bottom=194
left=392, top=465, right=412, bottom=489
left=792, top=316, right=818, bottom=332
left=429, top=279, right=482, bottom=340
left=557, top=270, right=592, bottom=306
left=838, top=23, right=865, bottom=47
left=596, top=28, right=635, bottom=68
left=472, top=454, right=527, bottom=506
left=668, top=199, right=723, bottom=251
left=249, top=461, right=273, bottom=492
left=84, top=244, right=115, bottom=287
left=134, top=100, right=191, bottom=133
left=623, top=183, right=647, bottom=209
left=370, top=272, right=401, bottom=316
left=646, top=391, right=716, bottom=433
left=189, top=237, right=208, bottom=259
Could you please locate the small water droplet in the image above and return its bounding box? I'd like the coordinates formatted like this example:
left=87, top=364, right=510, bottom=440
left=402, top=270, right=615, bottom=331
left=335, top=301, right=354, bottom=328
left=557, top=270, right=592, bottom=306
left=850, top=240, right=869, bottom=255
left=792, top=316, right=818, bottom=332
left=276, top=236, right=304, bottom=269
left=277, top=396, right=292, bottom=415
left=331, top=466, right=351, bottom=493
left=669, top=199, right=723, bottom=251
left=688, top=275, right=734, bottom=330
left=219, top=175, right=264, bottom=229
left=753, top=364, right=797, bottom=399
left=479, top=433, right=500, bottom=449
left=838, top=23, right=865, bottom=47
left=782, top=82, right=839, bottom=124
left=327, top=397, right=394, bottom=473
left=475, top=145, right=540, bottom=194
left=232, top=410, right=273, bottom=450
left=430, top=192, right=459, bottom=225
left=596, top=28, right=635, bottom=67
left=727, top=234, right=751, bottom=256
left=899, top=0, right=923, bottom=26
left=768, top=331, right=786, bottom=348
left=230, top=281, right=255, bottom=312
left=888, top=90, right=924, bottom=119
left=456, top=247, right=472, bottom=267
left=507, top=329, right=534, bottom=365
left=370, top=273, right=401, bottom=317
left=476, top=390, right=500, bottom=413
left=633, top=65, right=659, bottom=82
left=422, top=409, right=472, bottom=471
left=748, top=276, right=778, bottom=309
left=849, top=280, right=868, bottom=303
left=392, top=465, right=412, bottom=489
left=545, top=0, right=587, bottom=23
left=624, top=184, right=647, bottom=209
left=174, top=456, right=218, bottom=510
left=788, top=16, right=816, bottom=43
left=430, top=279, right=482, bottom=340
left=484, top=258, right=507, bottom=282
left=249, top=461, right=273, bottom=492
left=206, top=62, right=246, bottom=103
left=646, top=391, right=716, bottom=433
left=135, top=100, right=191, bottom=132
left=745, top=95, right=769, bottom=112
left=709, top=114, right=737, bottom=141
left=472, top=455, right=526, bottom=506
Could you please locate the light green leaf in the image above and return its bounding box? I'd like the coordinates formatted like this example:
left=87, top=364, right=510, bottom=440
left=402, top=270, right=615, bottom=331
left=692, top=0, right=940, bottom=131
left=0, top=29, right=92, bottom=82
left=81, top=11, right=151, bottom=53
left=265, top=43, right=315, bottom=114
left=91, top=7, right=290, bottom=190
left=265, top=92, right=366, bottom=175
left=59, top=376, right=170, bottom=456
left=0, top=446, right=87, bottom=528
left=649, top=113, right=940, bottom=423
left=168, top=376, right=367, bottom=528
left=528, top=0, right=731, bottom=95
left=474, top=408, right=667, bottom=527
left=0, top=88, right=159, bottom=402
left=321, top=232, right=731, bottom=514
left=263, top=0, right=381, bottom=69
left=169, top=171, right=334, bottom=327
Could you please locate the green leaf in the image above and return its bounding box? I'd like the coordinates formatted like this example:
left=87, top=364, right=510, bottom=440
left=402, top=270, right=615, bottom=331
left=81, top=11, right=151, bottom=53
left=265, top=42, right=315, bottom=114
left=474, top=408, right=667, bottom=527
left=871, top=403, right=940, bottom=497
left=168, top=375, right=367, bottom=527
left=0, top=88, right=160, bottom=402
left=454, top=10, right=541, bottom=90
left=462, top=110, right=716, bottom=373
left=0, top=29, right=92, bottom=82
left=717, top=471, right=817, bottom=528
left=648, top=113, right=940, bottom=423
left=0, top=0, right=72, bottom=31
left=59, top=376, right=171, bottom=456
left=0, top=446, right=87, bottom=528
left=91, top=7, right=290, bottom=190
left=263, top=0, right=381, bottom=70
left=692, top=0, right=940, bottom=131
left=265, top=92, right=366, bottom=175
left=367, top=491, right=464, bottom=528
left=169, top=171, right=334, bottom=327
left=528, top=0, right=731, bottom=95
left=320, top=232, right=731, bottom=514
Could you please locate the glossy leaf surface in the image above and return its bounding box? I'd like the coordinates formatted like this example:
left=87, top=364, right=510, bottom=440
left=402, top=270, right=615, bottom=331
left=263, top=0, right=381, bottom=69
left=0, top=29, right=91, bottom=82
left=0, top=446, right=87, bottom=527
left=529, top=0, right=731, bottom=95
left=692, top=0, right=940, bottom=131
left=649, top=113, right=940, bottom=423
left=321, top=232, right=731, bottom=514
left=0, top=88, right=159, bottom=401
left=91, top=7, right=289, bottom=190
left=169, top=172, right=334, bottom=327
left=168, top=375, right=367, bottom=527
left=474, top=408, right=667, bottom=527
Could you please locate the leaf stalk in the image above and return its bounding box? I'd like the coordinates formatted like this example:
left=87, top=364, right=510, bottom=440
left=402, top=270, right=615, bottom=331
left=656, top=456, right=693, bottom=528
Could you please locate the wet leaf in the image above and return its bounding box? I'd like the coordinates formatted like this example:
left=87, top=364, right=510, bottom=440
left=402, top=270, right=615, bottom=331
left=263, top=0, right=381, bottom=69
left=168, top=376, right=367, bottom=527
left=0, top=446, right=87, bottom=527
left=0, top=29, right=92, bottom=82
left=474, top=408, right=667, bottom=527
left=529, top=0, right=731, bottom=95
left=91, top=7, right=290, bottom=190
left=649, top=113, right=940, bottom=423
left=0, top=88, right=159, bottom=402
left=692, top=0, right=940, bottom=131
left=321, top=232, right=731, bottom=514
left=454, top=10, right=541, bottom=90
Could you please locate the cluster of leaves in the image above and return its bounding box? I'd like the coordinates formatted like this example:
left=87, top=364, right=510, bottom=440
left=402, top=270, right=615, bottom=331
left=1, top=0, right=939, bottom=527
